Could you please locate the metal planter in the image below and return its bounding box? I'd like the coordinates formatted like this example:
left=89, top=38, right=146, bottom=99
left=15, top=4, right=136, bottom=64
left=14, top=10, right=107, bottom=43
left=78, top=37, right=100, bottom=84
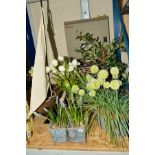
left=49, top=127, right=67, bottom=143
left=67, top=127, right=85, bottom=143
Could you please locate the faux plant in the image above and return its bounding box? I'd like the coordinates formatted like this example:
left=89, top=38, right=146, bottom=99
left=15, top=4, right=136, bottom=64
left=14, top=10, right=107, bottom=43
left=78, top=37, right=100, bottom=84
left=46, top=56, right=83, bottom=94
left=70, top=65, right=129, bottom=146
left=47, top=101, right=68, bottom=128
left=75, top=32, right=128, bottom=91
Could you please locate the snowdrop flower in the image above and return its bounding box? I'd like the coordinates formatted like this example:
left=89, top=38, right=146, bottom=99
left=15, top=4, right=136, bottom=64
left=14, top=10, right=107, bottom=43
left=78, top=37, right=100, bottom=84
left=51, top=59, right=58, bottom=67
left=46, top=66, right=51, bottom=73
left=58, top=56, right=64, bottom=61
left=68, top=65, right=74, bottom=72
left=58, top=66, right=65, bottom=72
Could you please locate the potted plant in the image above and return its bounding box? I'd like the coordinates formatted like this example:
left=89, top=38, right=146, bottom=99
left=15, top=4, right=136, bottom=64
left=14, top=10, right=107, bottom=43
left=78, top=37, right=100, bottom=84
left=45, top=56, right=87, bottom=143
left=70, top=65, right=129, bottom=147
left=66, top=91, right=86, bottom=143
left=46, top=101, right=68, bottom=143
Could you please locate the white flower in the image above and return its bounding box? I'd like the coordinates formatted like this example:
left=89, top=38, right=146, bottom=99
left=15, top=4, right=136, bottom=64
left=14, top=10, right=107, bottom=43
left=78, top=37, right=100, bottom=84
left=46, top=66, right=51, bottom=73
left=119, top=80, right=122, bottom=86
left=77, top=62, right=81, bottom=66
left=49, top=64, right=55, bottom=70
left=52, top=68, right=57, bottom=74
left=58, top=56, right=64, bottom=61
left=68, top=62, right=72, bottom=66
left=68, top=65, right=74, bottom=72
left=72, top=59, right=78, bottom=67
left=58, top=66, right=65, bottom=72
left=51, top=59, right=58, bottom=67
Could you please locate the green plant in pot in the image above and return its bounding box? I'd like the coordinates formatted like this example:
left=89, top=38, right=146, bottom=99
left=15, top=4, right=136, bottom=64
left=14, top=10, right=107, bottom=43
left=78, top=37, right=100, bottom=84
left=66, top=87, right=86, bottom=143
left=70, top=64, right=129, bottom=147
left=46, top=56, right=82, bottom=94
left=46, top=101, right=68, bottom=143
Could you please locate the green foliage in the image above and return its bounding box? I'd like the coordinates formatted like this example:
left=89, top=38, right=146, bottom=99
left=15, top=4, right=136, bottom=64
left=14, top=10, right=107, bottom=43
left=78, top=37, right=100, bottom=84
left=47, top=103, right=68, bottom=128
left=83, top=89, right=129, bottom=146
left=66, top=94, right=84, bottom=128
left=75, top=32, right=128, bottom=92
left=75, top=32, right=126, bottom=68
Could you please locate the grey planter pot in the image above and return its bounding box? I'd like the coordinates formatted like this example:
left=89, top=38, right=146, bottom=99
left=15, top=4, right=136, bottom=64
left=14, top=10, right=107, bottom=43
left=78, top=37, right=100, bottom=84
left=49, top=127, right=67, bottom=143
left=67, top=127, right=85, bottom=143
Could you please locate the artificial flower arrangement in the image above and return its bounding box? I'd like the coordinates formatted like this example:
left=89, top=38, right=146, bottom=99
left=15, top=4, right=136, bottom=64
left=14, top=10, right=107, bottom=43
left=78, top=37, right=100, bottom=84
left=45, top=55, right=128, bottom=146
left=45, top=56, right=86, bottom=142
left=70, top=65, right=129, bottom=147
left=75, top=32, right=128, bottom=92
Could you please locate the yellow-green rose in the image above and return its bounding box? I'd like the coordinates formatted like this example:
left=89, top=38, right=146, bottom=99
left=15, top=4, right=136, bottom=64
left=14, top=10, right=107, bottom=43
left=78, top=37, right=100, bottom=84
left=90, top=65, right=99, bottom=74
left=71, top=85, right=79, bottom=94
left=79, top=89, right=85, bottom=96
left=110, top=80, right=120, bottom=90
left=89, top=90, right=96, bottom=97
left=103, top=81, right=110, bottom=89
left=97, top=69, right=109, bottom=79
left=110, top=67, right=119, bottom=75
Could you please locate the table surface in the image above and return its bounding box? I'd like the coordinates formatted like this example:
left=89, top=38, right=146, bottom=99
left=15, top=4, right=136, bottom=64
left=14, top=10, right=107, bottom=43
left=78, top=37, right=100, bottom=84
left=27, top=117, right=128, bottom=152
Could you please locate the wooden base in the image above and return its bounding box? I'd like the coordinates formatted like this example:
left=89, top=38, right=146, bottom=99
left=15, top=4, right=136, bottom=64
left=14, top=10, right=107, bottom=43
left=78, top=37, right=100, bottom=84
left=27, top=117, right=128, bottom=152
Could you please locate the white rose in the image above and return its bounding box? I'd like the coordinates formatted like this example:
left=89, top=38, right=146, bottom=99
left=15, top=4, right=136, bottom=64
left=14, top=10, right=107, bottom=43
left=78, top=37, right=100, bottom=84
left=51, top=59, right=58, bottom=67
left=68, top=65, right=74, bottom=72
left=72, top=59, right=78, bottom=67
left=58, top=66, right=65, bottom=72
left=58, top=56, right=64, bottom=61
left=46, top=66, right=51, bottom=73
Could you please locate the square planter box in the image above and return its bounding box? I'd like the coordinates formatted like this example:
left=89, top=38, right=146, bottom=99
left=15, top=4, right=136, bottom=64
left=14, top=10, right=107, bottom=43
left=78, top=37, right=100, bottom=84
left=49, top=127, right=67, bottom=143
left=67, top=127, right=85, bottom=143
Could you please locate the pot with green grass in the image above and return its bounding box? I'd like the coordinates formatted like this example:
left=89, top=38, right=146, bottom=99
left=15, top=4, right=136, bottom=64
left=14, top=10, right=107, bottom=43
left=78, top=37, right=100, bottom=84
left=69, top=65, right=129, bottom=147
left=66, top=89, right=86, bottom=143
left=47, top=102, right=68, bottom=143
left=82, top=66, right=129, bottom=147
